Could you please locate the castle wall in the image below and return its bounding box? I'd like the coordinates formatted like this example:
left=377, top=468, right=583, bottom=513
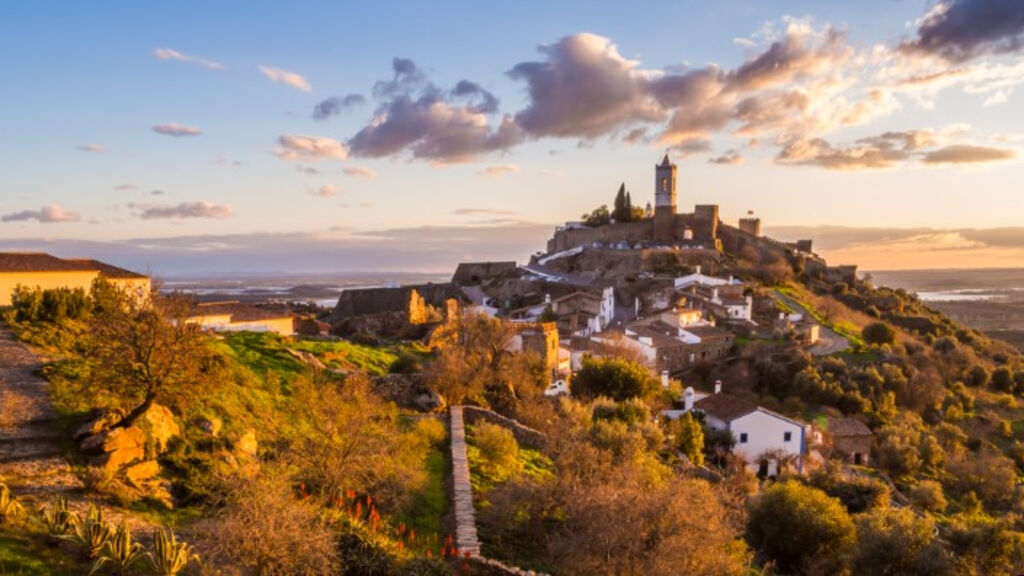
left=332, top=283, right=458, bottom=321
left=546, top=220, right=653, bottom=253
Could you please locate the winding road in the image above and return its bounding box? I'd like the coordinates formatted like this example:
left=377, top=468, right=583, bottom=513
left=771, top=290, right=850, bottom=356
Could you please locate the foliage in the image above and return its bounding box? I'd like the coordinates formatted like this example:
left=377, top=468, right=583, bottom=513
left=35, top=495, right=72, bottom=540
left=85, top=282, right=215, bottom=428
left=611, top=183, right=640, bottom=223
left=746, top=481, right=855, bottom=575
left=571, top=356, right=658, bottom=401
left=863, top=322, right=896, bottom=346
left=591, top=397, right=651, bottom=426
left=467, top=422, right=521, bottom=484
left=198, top=465, right=338, bottom=576
left=909, top=480, right=947, bottom=513
left=581, top=204, right=611, bottom=227
left=851, top=507, right=951, bottom=575
left=90, top=521, right=144, bottom=576
left=0, top=484, right=24, bottom=526
left=667, top=413, right=705, bottom=466
left=806, top=462, right=890, bottom=514
left=62, top=504, right=113, bottom=560
left=11, top=285, right=90, bottom=323
left=145, top=529, right=198, bottom=576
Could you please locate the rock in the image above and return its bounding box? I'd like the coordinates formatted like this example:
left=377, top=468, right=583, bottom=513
left=125, top=460, right=160, bottom=488
left=141, top=403, right=180, bottom=453
left=414, top=390, right=445, bottom=412
left=90, top=426, right=146, bottom=472
left=73, top=409, right=124, bottom=440
left=193, top=416, right=222, bottom=438
left=284, top=348, right=326, bottom=370
left=234, top=429, right=258, bottom=460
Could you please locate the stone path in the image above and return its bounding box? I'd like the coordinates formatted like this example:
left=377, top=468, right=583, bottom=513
left=0, top=323, right=154, bottom=532
left=0, top=324, right=84, bottom=506
left=448, top=406, right=481, bottom=557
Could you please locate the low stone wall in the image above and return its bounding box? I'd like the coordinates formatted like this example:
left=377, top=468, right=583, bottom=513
left=462, top=406, right=547, bottom=449
left=462, top=556, right=548, bottom=576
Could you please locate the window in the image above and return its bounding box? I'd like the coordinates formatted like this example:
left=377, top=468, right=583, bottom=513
left=739, top=433, right=748, bottom=443
left=661, top=177, right=668, bottom=193
left=784, top=431, right=792, bottom=442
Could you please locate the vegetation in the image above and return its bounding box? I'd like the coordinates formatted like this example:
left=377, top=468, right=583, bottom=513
left=571, top=356, right=659, bottom=401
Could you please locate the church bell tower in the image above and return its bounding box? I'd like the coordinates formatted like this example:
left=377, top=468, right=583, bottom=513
left=654, top=153, right=677, bottom=243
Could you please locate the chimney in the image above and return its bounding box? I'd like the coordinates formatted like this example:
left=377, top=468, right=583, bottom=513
left=714, top=380, right=722, bottom=394
left=696, top=265, right=702, bottom=275
left=684, top=387, right=695, bottom=411
left=661, top=370, right=670, bottom=388
left=544, top=293, right=551, bottom=304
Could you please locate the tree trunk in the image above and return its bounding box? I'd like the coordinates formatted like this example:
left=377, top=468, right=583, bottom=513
left=111, top=392, right=156, bottom=430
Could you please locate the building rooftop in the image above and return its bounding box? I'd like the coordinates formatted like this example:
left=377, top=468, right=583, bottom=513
left=66, top=259, right=148, bottom=279
left=192, top=301, right=291, bottom=322
left=694, top=392, right=758, bottom=422
left=683, top=325, right=734, bottom=339
left=828, top=417, right=873, bottom=437
left=0, top=252, right=93, bottom=272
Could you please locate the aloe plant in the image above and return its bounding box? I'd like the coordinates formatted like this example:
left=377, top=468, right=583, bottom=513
left=63, top=503, right=113, bottom=559
left=91, top=520, right=144, bottom=576
left=0, top=482, right=25, bottom=525
left=146, top=528, right=198, bottom=576
left=37, top=494, right=73, bottom=539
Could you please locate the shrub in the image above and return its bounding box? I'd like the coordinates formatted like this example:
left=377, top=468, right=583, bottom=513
left=863, top=322, right=896, bottom=346
left=966, top=365, right=990, bottom=388
left=991, top=366, right=1015, bottom=393
left=909, top=480, right=947, bottom=513
left=591, top=397, right=650, bottom=426
left=571, top=356, right=658, bottom=401
left=468, top=422, right=521, bottom=483
left=852, top=507, right=951, bottom=575
left=746, top=482, right=855, bottom=575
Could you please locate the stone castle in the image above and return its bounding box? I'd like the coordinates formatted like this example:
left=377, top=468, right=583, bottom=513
left=548, top=154, right=725, bottom=253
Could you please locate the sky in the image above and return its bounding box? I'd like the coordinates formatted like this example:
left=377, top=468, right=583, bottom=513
left=2, top=0, right=1024, bottom=274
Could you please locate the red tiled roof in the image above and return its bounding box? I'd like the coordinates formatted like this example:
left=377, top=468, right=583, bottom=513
left=0, top=252, right=91, bottom=272
left=66, top=259, right=147, bottom=279
left=694, top=393, right=757, bottom=421
left=828, top=417, right=872, bottom=437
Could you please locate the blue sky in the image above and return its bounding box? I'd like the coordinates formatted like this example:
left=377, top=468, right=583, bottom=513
left=1, top=0, right=1023, bottom=273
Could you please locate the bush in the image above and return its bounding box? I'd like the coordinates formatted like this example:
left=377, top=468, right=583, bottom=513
left=746, top=482, right=854, bottom=575
left=571, top=356, right=658, bottom=401
left=468, top=422, right=520, bottom=483
left=991, top=366, right=1014, bottom=392
left=852, top=507, right=951, bottom=575
left=591, top=397, right=650, bottom=426
left=863, top=322, right=896, bottom=346
left=909, top=480, right=947, bottom=513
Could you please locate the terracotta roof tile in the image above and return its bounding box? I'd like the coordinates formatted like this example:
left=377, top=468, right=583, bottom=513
left=828, top=417, right=872, bottom=437
left=0, top=252, right=90, bottom=272
left=694, top=393, right=758, bottom=421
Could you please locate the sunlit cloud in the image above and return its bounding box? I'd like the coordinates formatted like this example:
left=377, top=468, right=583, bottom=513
left=482, top=164, right=519, bottom=177
left=312, top=184, right=337, bottom=197
left=76, top=143, right=107, bottom=153
left=273, top=134, right=348, bottom=161
left=2, top=205, right=80, bottom=223
left=921, top=144, right=1017, bottom=164
left=343, top=166, right=377, bottom=179
left=153, top=47, right=224, bottom=70
left=258, top=65, right=312, bottom=92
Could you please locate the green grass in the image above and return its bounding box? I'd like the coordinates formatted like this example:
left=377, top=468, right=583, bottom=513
left=213, top=332, right=416, bottom=379
left=396, top=444, right=449, bottom=553
left=0, top=530, right=91, bottom=576
left=467, top=445, right=554, bottom=494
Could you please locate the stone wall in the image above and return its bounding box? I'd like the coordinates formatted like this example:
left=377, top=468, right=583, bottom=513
left=462, top=406, right=547, bottom=449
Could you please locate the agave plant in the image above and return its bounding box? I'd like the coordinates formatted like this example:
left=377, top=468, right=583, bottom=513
left=146, top=528, right=199, bottom=576
left=90, top=520, right=144, bottom=576
left=37, top=494, right=73, bottom=540
left=0, top=482, right=25, bottom=525
left=63, top=503, right=114, bottom=559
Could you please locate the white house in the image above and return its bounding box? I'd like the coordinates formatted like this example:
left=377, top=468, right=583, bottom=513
left=665, top=382, right=806, bottom=476
left=674, top=267, right=753, bottom=324
left=551, top=286, right=615, bottom=337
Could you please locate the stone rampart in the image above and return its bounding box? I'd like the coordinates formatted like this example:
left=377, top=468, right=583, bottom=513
left=462, top=406, right=547, bottom=449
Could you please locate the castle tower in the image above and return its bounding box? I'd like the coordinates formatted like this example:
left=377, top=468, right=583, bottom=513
left=654, top=153, right=677, bottom=243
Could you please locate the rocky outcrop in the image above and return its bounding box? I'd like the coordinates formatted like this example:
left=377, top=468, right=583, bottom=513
left=373, top=374, right=445, bottom=413
left=85, top=426, right=146, bottom=472
left=141, top=403, right=180, bottom=453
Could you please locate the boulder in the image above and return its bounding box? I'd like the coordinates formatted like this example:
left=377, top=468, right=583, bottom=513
left=125, top=460, right=161, bottom=488
left=141, top=403, right=180, bottom=453
left=73, top=409, right=125, bottom=440
left=193, top=416, right=223, bottom=438
left=89, top=426, right=146, bottom=472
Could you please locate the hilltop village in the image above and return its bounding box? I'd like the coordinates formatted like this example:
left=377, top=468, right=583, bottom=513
left=4, top=156, right=1024, bottom=575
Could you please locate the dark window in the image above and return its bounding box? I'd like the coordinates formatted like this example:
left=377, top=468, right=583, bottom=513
left=739, top=433, right=748, bottom=443
left=784, top=431, right=792, bottom=442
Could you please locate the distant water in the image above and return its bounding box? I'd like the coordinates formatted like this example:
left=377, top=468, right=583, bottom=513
left=159, top=272, right=449, bottom=308
left=870, top=269, right=1024, bottom=303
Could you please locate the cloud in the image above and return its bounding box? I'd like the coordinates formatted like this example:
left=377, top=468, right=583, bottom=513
left=273, top=134, right=348, bottom=161
left=453, top=208, right=520, bottom=216
left=733, top=37, right=757, bottom=48
left=900, top=0, right=1024, bottom=62
left=76, top=143, right=106, bottom=153
left=482, top=164, right=519, bottom=177
left=113, top=183, right=138, bottom=191
left=312, top=184, right=337, bottom=197
left=347, top=58, right=524, bottom=163
left=450, top=80, right=500, bottom=114
left=130, top=201, right=233, bottom=220
left=312, top=94, right=365, bottom=120
left=258, top=65, right=312, bottom=93
left=709, top=150, right=743, bottom=165
left=2, top=205, right=80, bottom=223
left=343, top=166, right=376, bottom=179
left=152, top=123, right=202, bottom=137
left=672, top=138, right=713, bottom=157
left=508, top=33, right=662, bottom=138
left=153, top=48, right=224, bottom=70
left=921, top=144, right=1017, bottom=164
